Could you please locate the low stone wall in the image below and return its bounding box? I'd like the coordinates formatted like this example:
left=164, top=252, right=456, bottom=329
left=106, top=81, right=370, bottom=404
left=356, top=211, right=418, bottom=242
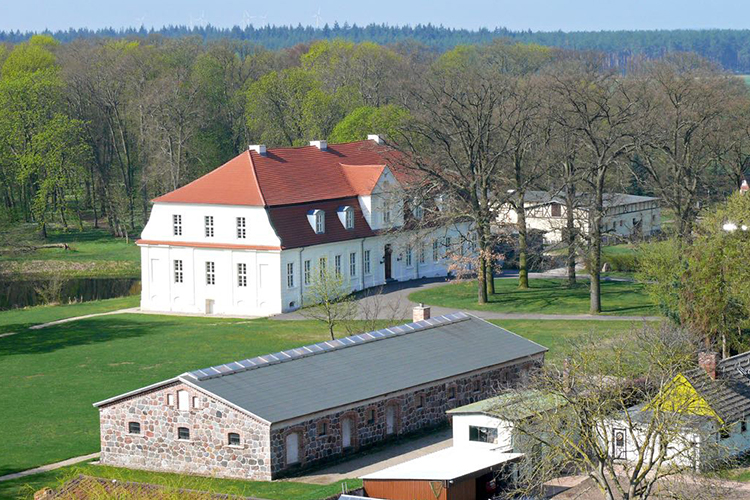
left=99, top=382, right=273, bottom=480
left=269, top=356, right=541, bottom=476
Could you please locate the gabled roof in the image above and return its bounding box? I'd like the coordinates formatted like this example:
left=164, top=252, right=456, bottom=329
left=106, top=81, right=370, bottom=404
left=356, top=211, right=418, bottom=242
left=95, top=313, right=547, bottom=424
left=152, top=141, right=402, bottom=208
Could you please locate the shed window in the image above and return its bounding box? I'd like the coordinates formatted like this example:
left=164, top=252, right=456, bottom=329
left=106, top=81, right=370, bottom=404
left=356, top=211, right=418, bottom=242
left=177, top=427, right=190, bottom=440
left=128, top=422, right=141, bottom=435
left=228, top=432, right=241, bottom=446
left=469, top=426, right=498, bottom=444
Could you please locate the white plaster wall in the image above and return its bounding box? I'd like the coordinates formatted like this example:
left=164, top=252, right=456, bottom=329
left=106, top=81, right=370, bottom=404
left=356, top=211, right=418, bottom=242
left=142, top=202, right=281, bottom=247
left=140, top=245, right=282, bottom=316
left=452, top=414, right=514, bottom=451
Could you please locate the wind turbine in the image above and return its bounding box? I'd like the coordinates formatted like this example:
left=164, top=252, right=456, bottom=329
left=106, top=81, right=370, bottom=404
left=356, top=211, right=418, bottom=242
left=243, top=11, right=268, bottom=27
left=312, top=7, right=323, bottom=29
left=135, top=15, right=146, bottom=29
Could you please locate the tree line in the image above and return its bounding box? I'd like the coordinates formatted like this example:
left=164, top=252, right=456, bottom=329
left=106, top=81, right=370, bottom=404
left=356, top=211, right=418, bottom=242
left=1, top=35, right=748, bottom=315
left=5, top=25, right=750, bottom=72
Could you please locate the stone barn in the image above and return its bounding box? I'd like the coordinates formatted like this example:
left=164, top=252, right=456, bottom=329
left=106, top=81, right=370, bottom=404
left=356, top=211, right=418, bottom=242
left=94, top=308, right=547, bottom=481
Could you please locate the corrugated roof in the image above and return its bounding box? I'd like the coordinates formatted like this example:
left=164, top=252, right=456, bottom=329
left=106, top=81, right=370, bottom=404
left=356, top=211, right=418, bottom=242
left=183, top=314, right=546, bottom=424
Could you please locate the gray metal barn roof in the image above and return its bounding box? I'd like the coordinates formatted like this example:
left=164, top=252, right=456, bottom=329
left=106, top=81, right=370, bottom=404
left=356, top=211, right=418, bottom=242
left=182, top=313, right=546, bottom=424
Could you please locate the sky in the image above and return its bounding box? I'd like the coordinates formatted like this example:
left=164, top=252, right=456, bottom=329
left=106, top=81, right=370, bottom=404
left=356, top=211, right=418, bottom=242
left=0, top=0, right=749, bottom=33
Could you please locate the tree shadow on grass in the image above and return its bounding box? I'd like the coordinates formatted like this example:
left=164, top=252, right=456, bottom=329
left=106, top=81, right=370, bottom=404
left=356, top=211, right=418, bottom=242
left=0, top=317, right=180, bottom=358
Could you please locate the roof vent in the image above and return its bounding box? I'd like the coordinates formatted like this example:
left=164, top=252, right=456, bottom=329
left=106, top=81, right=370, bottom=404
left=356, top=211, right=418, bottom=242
left=310, top=140, right=327, bottom=150
left=368, top=134, right=384, bottom=145
left=248, top=144, right=266, bottom=155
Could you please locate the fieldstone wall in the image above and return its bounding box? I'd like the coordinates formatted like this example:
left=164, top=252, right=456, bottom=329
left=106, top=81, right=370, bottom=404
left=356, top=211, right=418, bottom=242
left=269, top=355, right=542, bottom=476
left=99, top=382, right=273, bottom=480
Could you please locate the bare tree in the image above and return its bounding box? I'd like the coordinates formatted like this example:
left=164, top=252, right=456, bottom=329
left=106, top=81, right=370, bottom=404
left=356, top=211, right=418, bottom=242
left=301, top=266, right=356, bottom=340
left=499, top=323, right=735, bottom=500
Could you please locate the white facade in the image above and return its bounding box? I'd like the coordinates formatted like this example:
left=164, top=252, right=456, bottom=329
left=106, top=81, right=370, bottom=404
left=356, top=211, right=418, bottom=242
left=497, top=192, right=661, bottom=245
left=139, top=167, right=470, bottom=317
left=451, top=413, right=515, bottom=452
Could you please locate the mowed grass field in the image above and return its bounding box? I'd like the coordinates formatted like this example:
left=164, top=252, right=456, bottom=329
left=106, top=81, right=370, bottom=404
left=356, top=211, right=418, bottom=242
left=409, top=278, right=656, bottom=316
left=0, top=299, right=648, bottom=498
left=0, top=225, right=140, bottom=279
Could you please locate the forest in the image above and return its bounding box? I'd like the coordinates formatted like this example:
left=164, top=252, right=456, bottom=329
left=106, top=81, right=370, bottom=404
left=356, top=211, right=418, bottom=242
left=1, top=33, right=750, bottom=313
left=3, top=24, right=750, bottom=72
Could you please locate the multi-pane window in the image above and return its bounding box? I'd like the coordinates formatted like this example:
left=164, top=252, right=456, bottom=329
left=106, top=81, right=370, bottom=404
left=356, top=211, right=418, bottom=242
left=364, top=250, right=371, bottom=275
left=173, top=260, right=183, bottom=283
left=383, top=204, right=391, bottom=224
left=345, top=207, right=354, bottom=229
left=405, top=246, right=413, bottom=267
left=432, top=240, right=439, bottom=262
left=315, top=211, right=325, bottom=234
left=419, top=241, right=426, bottom=264
left=445, top=237, right=452, bottom=256
left=287, top=263, right=294, bottom=288
left=304, top=260, right=311, bottom=286
left=172, top=214, right=182, bottom=236
left=204, top=216, right=214, bottom=237
left=469, top=426, right=498, bottom=444
left=128, top=422, right=141, bottom=434
left=177, top=427, right=190, bottom=441
left=228, top=433, right=241, bottom=446
left=237, top=263, right=247, bottom=287
left=335, top=255, right=342, bottom=277
left=236, top=217, right=246, bottom=239
left=319, top=257, right=327, bottom=277
left=205, top=261, right=216, bottom=285
left=349, top=252, right=357, bottom=277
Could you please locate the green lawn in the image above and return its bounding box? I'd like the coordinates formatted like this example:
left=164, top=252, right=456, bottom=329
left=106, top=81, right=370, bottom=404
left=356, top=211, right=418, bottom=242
left=0, top=463, right=360, bottom=500
left=409, top=278, right=657, bottom=316
left=0, top=224, right=140, bottom=279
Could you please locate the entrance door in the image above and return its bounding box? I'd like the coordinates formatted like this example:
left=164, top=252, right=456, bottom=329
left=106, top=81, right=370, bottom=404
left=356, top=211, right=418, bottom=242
left=285, top=432, right=299, bottom=465
left=386, top=405, right=396, bottom=435
left=342, top=417, right=353, bottom=449
left=613, top=428, right=626, bottom=459
left=384, top=244, right=392, bottom=280
left=205, top=299, right=215, bottom=314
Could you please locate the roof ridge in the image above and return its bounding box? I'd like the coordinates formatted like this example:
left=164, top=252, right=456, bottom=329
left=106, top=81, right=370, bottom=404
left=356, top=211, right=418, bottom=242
left=183, top=312, right=471, bottom=382
left=246, top=150, right=267, bottom=207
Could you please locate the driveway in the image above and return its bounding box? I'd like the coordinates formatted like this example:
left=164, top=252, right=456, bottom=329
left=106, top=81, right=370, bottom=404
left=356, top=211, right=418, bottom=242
left=271, top=274, right=660, bottom=322
left=288, top=428, right=452, bottom=485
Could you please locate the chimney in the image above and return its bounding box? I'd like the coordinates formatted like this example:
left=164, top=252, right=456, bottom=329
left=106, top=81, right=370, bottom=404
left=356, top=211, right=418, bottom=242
left=413, top=303, right=430, bottom=322
left=699, top=351, right=720, bottom=380
left=309, top=140, right=327, bottom=150
left=248, top=144, right=266, bottom=155
left=368, top=134, right=384, bottom=145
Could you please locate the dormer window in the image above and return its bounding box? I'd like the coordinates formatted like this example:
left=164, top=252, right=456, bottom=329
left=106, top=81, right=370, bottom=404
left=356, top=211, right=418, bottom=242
left=337, top=206, right=355, bottom=230
left=308, top=209, right=325, bottom=234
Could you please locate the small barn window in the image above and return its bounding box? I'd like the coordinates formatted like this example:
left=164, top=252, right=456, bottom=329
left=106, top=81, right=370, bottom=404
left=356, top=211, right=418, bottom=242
left=416, top=395, right=425, bottom=409
left=177, top=427, right=190, bottom=440
left=192, top=396, right=199, bottom=409
left=177, top=390, right=189, bottom=410
left=366, top=408, right=376, bottom=424
left=128, top=422, right=141, bottom=435
left=447, top=386, right=456, bottom=400
left=318, top=421, right=328, bottom=437
left=473, top=380, right=481, bottom=392
left=167, top=393, right=174, bottom=406
left=228, top=433, right=241, bottom=446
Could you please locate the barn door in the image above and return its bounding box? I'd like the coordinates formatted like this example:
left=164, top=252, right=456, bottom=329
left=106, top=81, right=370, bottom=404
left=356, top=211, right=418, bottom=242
left=286, top=432, right=299, bottom=465
left=386, top=405, right=396, bottom=435
left=342, top=417, right=353, bottom=448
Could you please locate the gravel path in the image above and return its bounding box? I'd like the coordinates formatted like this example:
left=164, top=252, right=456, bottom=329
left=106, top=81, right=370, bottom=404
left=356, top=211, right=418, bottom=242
left=0, top=453, right=100, bottom=482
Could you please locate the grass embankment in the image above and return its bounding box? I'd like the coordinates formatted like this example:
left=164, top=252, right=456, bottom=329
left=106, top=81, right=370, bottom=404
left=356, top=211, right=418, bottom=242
left=409, top=278, right=656, bottom=316
left=0, top=224, right=139, bottom=279
left=0, top=463, right=359, bottom=500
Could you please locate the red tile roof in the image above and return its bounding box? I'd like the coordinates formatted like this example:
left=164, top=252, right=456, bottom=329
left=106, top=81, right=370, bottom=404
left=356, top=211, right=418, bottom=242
left=152, top=140, right=401, bottom=207
left=267, top=196, right=375, bottom=249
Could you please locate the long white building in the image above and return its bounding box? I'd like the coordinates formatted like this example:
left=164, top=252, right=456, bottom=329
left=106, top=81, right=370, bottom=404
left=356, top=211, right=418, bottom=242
left=138, top=137, right=469, bottom=317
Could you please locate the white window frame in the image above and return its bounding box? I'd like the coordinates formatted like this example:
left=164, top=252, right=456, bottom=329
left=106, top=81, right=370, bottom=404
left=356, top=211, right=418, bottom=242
left=236, top=217, right=246, bottom=239
left=315, top=211, right=325, bottom=234
left=287, top=262, right=295, bottom=288
left=237, top=263, right=247, bottom=287
left=345, top=207, right=354, bottom=229
left=419, top=241, right=426, bottom=264
left=173, top=259, right=183, bottom=283
left=205, top=261, right=216, bottom=285
left=405, top=245, right=413, bottom=267
left=383, top=204, right=391, bottom=224
left=432, top=240, right=439, bottom=262
left=319, top=257, right=327, bottom=278
left=172, top=214, right=182, bottom=236
left=335, top=254, right=342, bottom=277
left=204, top=215, right=214, bottom=238
left=364, top=250, right=371, bottom=275
left=349, top=252, right=356, bottom=277
left=304, top=260, right=311, bottom=286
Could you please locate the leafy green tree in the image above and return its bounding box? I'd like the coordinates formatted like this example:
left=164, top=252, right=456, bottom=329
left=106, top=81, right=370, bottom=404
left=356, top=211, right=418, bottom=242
left=329, top=105, right=408, bottom=143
